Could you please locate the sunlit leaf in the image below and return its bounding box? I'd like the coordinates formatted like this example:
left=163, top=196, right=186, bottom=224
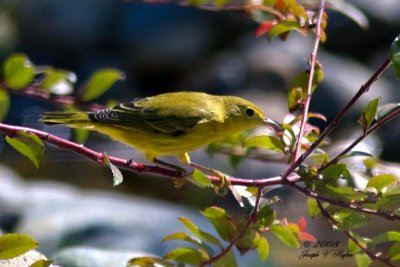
left=257, top=237, right=270, bottom=261
left=284, top=0, right=307, bottom=20
left=371, top=231, right=400, bottom=245
left=287, top=87, right=303, bottom=111
left=347, top=238, right=362, bottom=253
left=103, top=153, right=123, bottom=187
left=389, top=242, right=400, bottom=261
left=307, top=198, right=320, bottom=218
left=128, top=256, right=173, bottom=267
left=355, top=253, right=372, bottom=267
left=390, top=35, right=400, bottom=79
left=190, top=169, right=212, bottom=188
left=0, top=233, right=38, bottom=260
left=244, top=135, right=285, bottom=152
left=0, top=88, right=10, bottom=121
left=5, top=131, right=44, bottom=169
left=321, top=164, right=350, bottom=181
left=163, top=247, right=207, bottom=265
left=29, top=259, right=53, bottom=267
left=358, top=97, right=380, bottom=132
left=178, top=217, right=222, bottom=248
left=269, top=225, right=299, bottom=248
left=211, top=250, right=237, bottom=267
left=365, top=174, right=397, bottom=193
left=162, top=232, right=214, bottom=255
left=3, top=53, right=35, bottom=89
left=329, top=0, right=368, bottom=29
left=268, top=20, right=305, bottom=41
left=80, top=68, right=125, bottom=101
left=325, top=185, right=367, bottom=201
left=332, top=210, right=369, bottom=230
left=201, top=207, right=238, bottom=241
left=376, top=102, right=400, bottom=121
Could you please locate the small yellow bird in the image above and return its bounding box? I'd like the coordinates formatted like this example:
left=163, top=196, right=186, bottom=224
left=41, top=91, right=278, bottom=192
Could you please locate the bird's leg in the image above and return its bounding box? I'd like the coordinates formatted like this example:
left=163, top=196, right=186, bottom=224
left=188, top=161, right=231, bottom=196
left=152, top=158, right=191, bottom=188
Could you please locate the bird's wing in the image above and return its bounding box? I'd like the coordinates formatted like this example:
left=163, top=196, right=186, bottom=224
left=89, top=100, right=209, bottom=135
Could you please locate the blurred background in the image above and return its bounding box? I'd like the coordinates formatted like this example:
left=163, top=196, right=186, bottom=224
left=0, top=0, right=399, bottom=266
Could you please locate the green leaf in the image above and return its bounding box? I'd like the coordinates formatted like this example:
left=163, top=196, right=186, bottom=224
left=332, top=210, right=369, bottom=230
left=163, top=247, right=207, bottom=265
left=257, top=237, right=270, bottom=261
left=0, top=233, right=38, bottom=260
left=365, top=174, right=397, bottom=193
left=201, top=207, right=238, bottom=242
left=325, top=185, right=367, bottom=201
left=189, top=169, right=212, bottom=188
left=268, top=20, right=304, bottom=41
left=321, top=164, right=350, bottom=180
left=38, top=67, right=76, bottom=93
left=73, top=128, right=89, bottom=144
left=287, top=87, right=302, bottom=111
left=29, top=259, right=53, bottom=267
left=389, top=242, right=400, bottom=261
left=358, top=97, right=380, bottom=132
left=178, top=217, right=222, bottom=248
left=284, top=0, right=308, bottom=20
left=390, top=35, right=400, bottom=79
left=355, top=253, right=372, bottom=267
left=162, top=232, right=214, bottom=255
left=0, top=88, right=10, bottom=121
left=256, top=205, right=275, bottom=227
left=128, top=256, right=174, bottom=267
left=269, top=225, right=299, bottom=248
left=5, top=131, right=44, bottom=169
left=80, top=68, right=125, bottom=101
left=211, top=250, right=237, bottom=267
left=244, top=135, right=285, bottom=152
left=3, top=54, right=35, bottom=89
left=371, top=231, right=400, bottom=245
left=103, top=153, right=123, bottom=187
left=236, top=228, right=260, bottom=254
left=307, top=198, right=320, bottom=218
left=347, top=238, right=361, bottom=253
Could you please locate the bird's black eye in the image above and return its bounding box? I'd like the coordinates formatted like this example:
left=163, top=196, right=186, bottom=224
left=245, top=108, right=255, bottom=117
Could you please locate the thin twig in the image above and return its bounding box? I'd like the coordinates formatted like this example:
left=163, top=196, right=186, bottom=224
left=316, top=200, right=396, bottom=267
left=200, top=189, right=263, bottom=266
left=292, top=0, right=326, bottom=163
left=290, top=182, right=400, bottom=221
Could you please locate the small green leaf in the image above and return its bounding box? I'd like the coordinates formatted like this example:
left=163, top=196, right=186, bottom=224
left=256, top=205, right=275, bottom=227
left=244, top=135, right=285, bottom=152
left=355, top=253, right=372, bottom=267
left=162, top=232, right=214, bottom=255
left=389, top=242, right=400, bottom=261
left=269, top=225, right=299, bottom=248
left=347, top=238, right=361, bottom=253
left=178, top=217, right=222, bottom=248
left=5, top=131, right=44, bottom=169
left=390, top=35, right=400, bottom=79
left=358, top=97, right=380, bottom=132
left=3, top=54, right=35, bottom=89
left=325, top=185, right=367, bottom=201
left=365, top=174, right=397, bottom=193
left=211, top=249, right=237, bottom=267
left=0, top=233, right=38, bottom=260
left=201, top=207, right=238, bottom=242
left=321, top=164, right=350, bottom=180
left=268, top=20, right=304, bottom=41
left=307, top=198, right=320, bottom=218
left=190, top=169, right=212, bottom=188
left=257, top=237, right=270, bottom=261
left=128, top=256, right=174, bottom=267
left=163, top=247, right=207, bottom=265
left=287, top=87, right=303, bottom=111
left=371, top=231, right=400, bottom=245
left=0, top=88, right=10, bottom=121
left=29, top=259, right=53, bottom=267
left=80, top=68, right=125, bottom=101
left=38, top=67, right=76, bottom=93
left=103, top=153, right=123, bottom=187
left=236, top=227, right=260, bottom=254
left=332, top=210, right=369, bottom=230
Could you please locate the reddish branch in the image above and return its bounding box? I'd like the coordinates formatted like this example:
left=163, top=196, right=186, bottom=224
left=293, top=0, right=326, bottom=162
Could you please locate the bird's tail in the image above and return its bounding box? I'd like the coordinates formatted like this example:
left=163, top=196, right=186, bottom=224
left=40, top=111, right=90, bottom=125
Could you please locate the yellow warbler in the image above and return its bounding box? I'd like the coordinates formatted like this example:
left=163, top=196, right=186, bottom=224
left=41, top=91, right=277, bottom=165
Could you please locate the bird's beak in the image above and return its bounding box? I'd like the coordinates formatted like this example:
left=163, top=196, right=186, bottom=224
left=263, top=118, right=283, bottom=133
